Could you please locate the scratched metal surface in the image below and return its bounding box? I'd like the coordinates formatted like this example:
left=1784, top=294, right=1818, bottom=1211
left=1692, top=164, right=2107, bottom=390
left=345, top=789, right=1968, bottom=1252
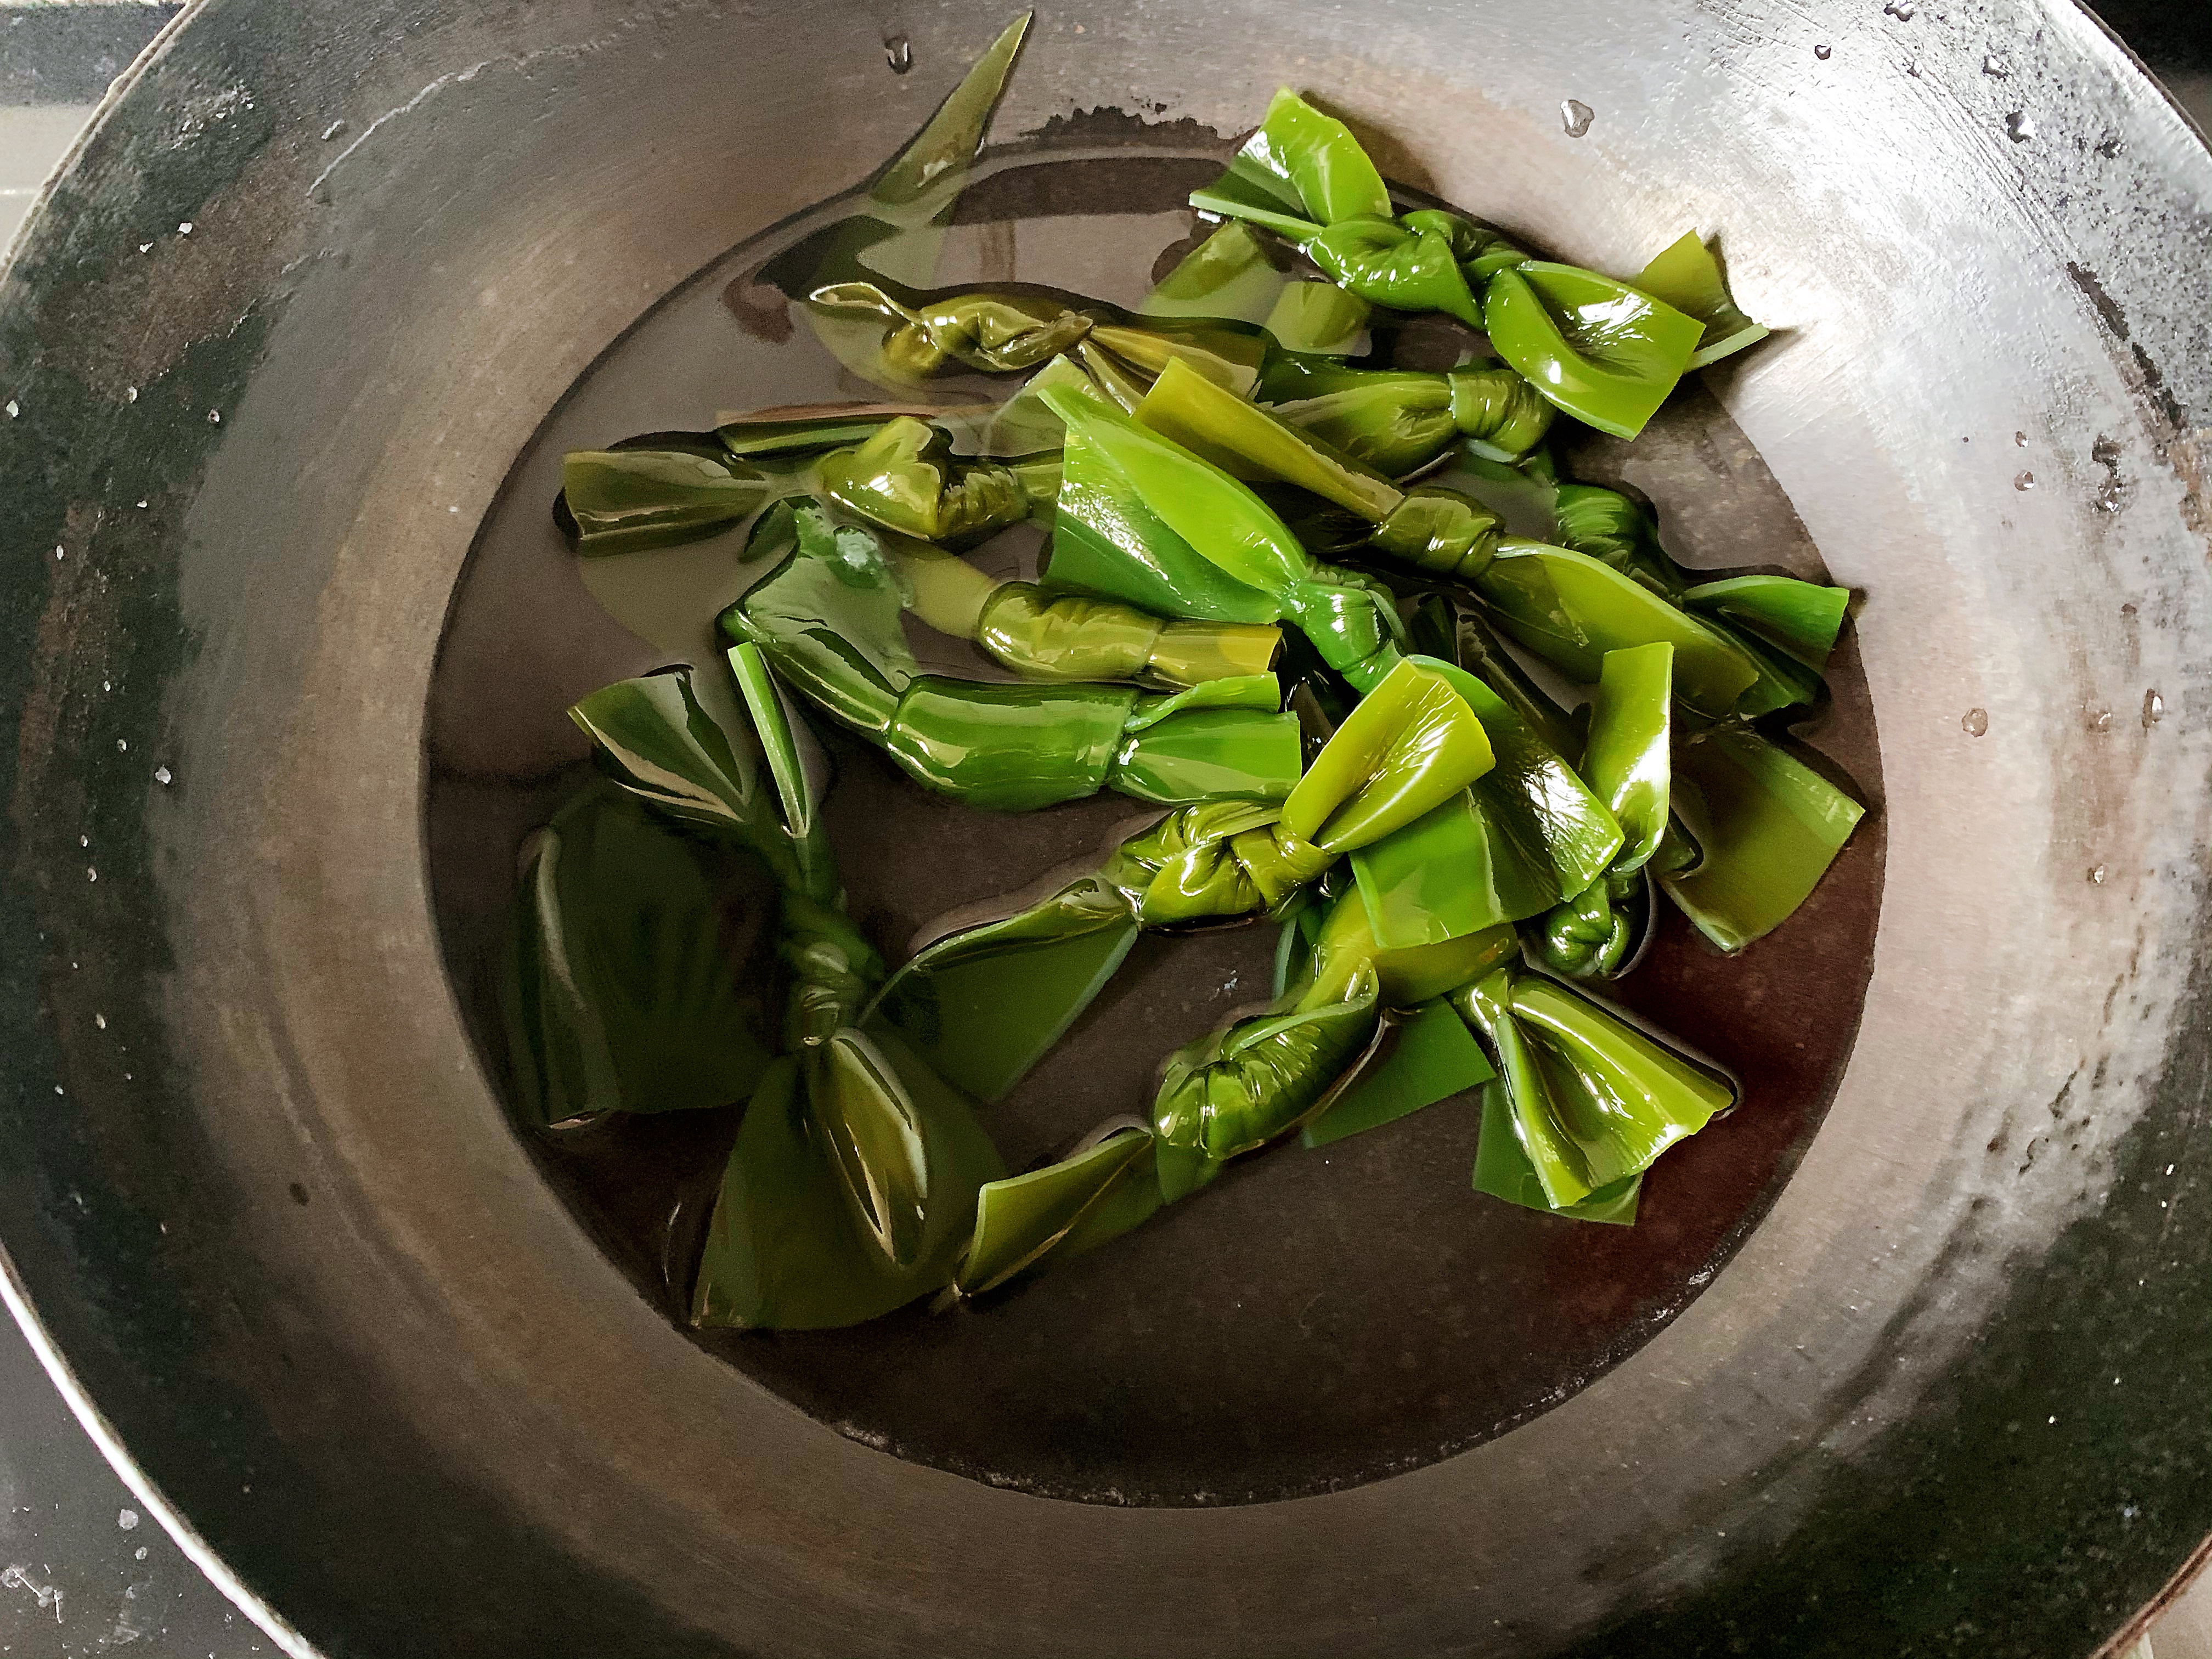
left=0, top=2, right=2205, bottom=1657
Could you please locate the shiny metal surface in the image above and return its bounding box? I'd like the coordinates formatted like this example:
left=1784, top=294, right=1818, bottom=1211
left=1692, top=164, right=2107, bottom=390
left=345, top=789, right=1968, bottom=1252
left=0, top=2, right=2206, bottom=1656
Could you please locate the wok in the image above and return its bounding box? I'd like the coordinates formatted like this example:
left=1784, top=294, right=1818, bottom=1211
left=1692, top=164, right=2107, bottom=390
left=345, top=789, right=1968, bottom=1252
left=1, top=1, right=2208, bottom=1654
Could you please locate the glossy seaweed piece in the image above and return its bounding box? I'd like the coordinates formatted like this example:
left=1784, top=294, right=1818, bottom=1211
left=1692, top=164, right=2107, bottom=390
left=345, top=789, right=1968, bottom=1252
left=1455, top=967, right=1734, bottom=1214
left=562, top=655, right=1012, bottom=1330
left=1525, top=641, right=1673, bottom=980
left=1550, top=482, right=1849, bottom=720
left=806, top=279, right=1270, bottom=399
left=1043, top=380, right=1408, bottom=692
left=1661, top=720, right=1866, bottom=953
left=724, top=499, right=1302, bottom=811
left=499, top=780, right=776, bottom=1128
left=1633, top=230, right=1770, bottom=369
left=1188, top=89, right=1722, bottom=436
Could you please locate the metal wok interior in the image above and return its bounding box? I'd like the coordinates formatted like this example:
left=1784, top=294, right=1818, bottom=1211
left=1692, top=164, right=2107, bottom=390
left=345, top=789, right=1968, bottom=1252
left=0, top=1, right=2207, bottom=1655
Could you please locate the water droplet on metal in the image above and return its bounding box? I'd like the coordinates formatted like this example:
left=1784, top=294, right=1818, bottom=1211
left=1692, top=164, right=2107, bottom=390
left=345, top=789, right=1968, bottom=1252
left=1560, top=99, right=1595, bottom=137
left=116, top=737, right=128, bottom=752
left=54, top=545, right=65, bottom=560
left=117, top=1509, right=138, bottom=1533
left=208, top=408, right=221, bottom=424
left=137, top=241, right=151, bottom=254
left=2014, top=470, right=2035, bottom=490
left=2005, top=110, right=2034, bottom=143
left=2088, top=864, right=2107, bottom=885
left=154, top=764, right=173, bottom=786
left=1962, top=707, right=1989, bottom=736
left=133, top=1546, right=146, bottom=1562
left=1813, top=42, right=1833, bottom=59
left=78, top=834, right=89, bottom=848
left=2143, top=690, right=2164, bottom=726
left=884, top=35, right=913, bottom=74
left=320, top=119, right=347, bottom=141
left=86, top=866, right=98, bottom=882
left=1984, top=53, right=2008, bottom=77
left=3, top=399, right=15, bottom=418
left=1883, top=1, right=1916, bottom=19
left=125, top=385, right=137, bottom=403
left=94, top=1013, right=106, bottom=1030
left=177, top=220, right=194, bottom=235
